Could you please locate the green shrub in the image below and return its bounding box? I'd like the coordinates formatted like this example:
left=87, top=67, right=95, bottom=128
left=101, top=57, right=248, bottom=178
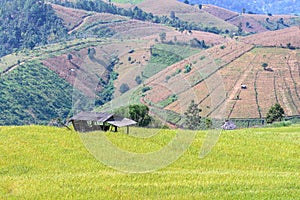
left=120, top=83, right=130, bottom=94
left=200, top=56, right=206, bottom=60
left=142, top=86, right=151, bottom=93
left=165, top=75, right=171, bottom=81
left=135, top=75, right=142, bottom=84
left=267, top=121, right=292, bottom=127
left=266, top=103, right=285, bottom=123
left=220, top=45, right=226, bottom=49
left=262, top=63, right=268, bottom=68
left=184, top=64, right=192, bottom=73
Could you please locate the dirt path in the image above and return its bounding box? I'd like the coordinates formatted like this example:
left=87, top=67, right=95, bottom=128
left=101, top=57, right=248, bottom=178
left=1, top=60, right=27, bottom=76
left=68, top=15, right=92, bottom=35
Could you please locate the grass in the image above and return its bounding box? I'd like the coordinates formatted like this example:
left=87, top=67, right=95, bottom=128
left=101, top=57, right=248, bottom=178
left=97, top=85, right=144, bottom=112
left=143, top=44, right=200, bottom=78
left=156, top=94, right=178, bottom=108
left=1, top=125, right=299, bottom=199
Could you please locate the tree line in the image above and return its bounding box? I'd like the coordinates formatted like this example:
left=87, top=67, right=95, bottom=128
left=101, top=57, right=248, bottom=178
left=0, top=0, right=227, bottom=58
left=0, top=0, right=68, bottom=57
left=53, top=0, right=225, bottom=35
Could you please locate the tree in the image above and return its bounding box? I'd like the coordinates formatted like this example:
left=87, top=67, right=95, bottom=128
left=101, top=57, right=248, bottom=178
left=237, top=22, right=243, bottom=35
left=246, top=22, right=251, bottom=28
left=129, top=104, right=151, bottom=126
left=184, top=64, right=192, bottom=73
left=67, top=54, right=73, bottom=60
left=189, top=38, right=207, bottom=49
left=170, top=11, right=176, bottom=19
left=0, top=0, right=67, bottom=57
left=135, top=75, right=142, bottom=84
left=159, top=32, right=166, bottom=42
left=242, top=8, right=246, bottom=14
left=184, top=100, right=202, bottom=130
left=266, top=103, right=285, bottom=123
left=119, top=83, right=130, bottom=94
left=205, top=118, right=212, bottom=129
left=262, top=62, right=268, bottom=69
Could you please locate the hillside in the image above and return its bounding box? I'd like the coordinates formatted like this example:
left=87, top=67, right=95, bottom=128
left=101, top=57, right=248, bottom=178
left=0, top=61, right=82, bottom=125
left=242, top=26, right=300, bottom=47
left=109, top=0, right=300, bottom=34
left=103, top=26, right=300, bottom=127
left=0, top=0, right=67, bottom=57
left=0, top=126, right=299, bottom=198
left=1, top=0, right=300, bottom=126
left=140, top=28, right=300, bottom=120
left=202, top=4, right=300, bottom=33
left=181, top=0, right=300, bottom=15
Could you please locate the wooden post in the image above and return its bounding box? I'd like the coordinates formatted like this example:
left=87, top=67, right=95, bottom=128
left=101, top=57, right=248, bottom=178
left=127, top=126, right=129, bottom=134
left=114, top=126, right=118, bottom=132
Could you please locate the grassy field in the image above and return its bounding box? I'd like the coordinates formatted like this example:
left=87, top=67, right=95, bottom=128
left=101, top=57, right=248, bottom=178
left=143, top=44, right=200, bottom=78
left=0, top=125, right=299, bottom=199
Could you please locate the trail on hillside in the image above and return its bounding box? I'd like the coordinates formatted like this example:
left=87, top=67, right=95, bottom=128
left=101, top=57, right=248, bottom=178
left=68, top=15, right=92, bottom=35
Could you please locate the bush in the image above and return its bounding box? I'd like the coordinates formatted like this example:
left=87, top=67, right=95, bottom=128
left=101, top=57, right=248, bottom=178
left=220, top=45, right=226, bottom=49
left=262, top=63, right=268, bottom=68
left=266, top=103, right=285, bottom=123
left=165, top=75, right=171, bottom=82
left=267, top=121, right=292, bottom=127
left=142, top=86, right=151, bottom=93
left=119, top=83, right=130, bottom=94
left=129, top=104, right=151, bottom=127
left=184, top=64, right=192, bottom=73
left=135, top=75, right=142, bottom=84
left=111, top=71, right=119, bottom=80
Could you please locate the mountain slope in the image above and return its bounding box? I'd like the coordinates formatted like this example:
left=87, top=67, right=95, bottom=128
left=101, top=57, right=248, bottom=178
left=0, top=61, right=80, bottom=125
left=0, top=0, right=67, bottom=57
left=109, top=27, right=300, bottom=125
left=181, top=0, right=300, bottom=15
left=1, top=0, right=300, bottom=126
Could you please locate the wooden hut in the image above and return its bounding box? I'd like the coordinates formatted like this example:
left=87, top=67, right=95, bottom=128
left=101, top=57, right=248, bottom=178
left=69, top=111, right=137, bottom=133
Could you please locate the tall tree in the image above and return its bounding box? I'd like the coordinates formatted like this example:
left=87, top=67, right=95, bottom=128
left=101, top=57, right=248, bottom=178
left=159, top=32, right=166, bottom=43
left=129, top=104, right=151, bottom=127
left=184, top=100, right=202, bottom=130
left=266, top=103, right=285, bottom=123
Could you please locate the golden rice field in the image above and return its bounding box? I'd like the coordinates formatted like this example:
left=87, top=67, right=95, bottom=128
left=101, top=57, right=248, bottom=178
left=0, top=125, right=299, bottom=199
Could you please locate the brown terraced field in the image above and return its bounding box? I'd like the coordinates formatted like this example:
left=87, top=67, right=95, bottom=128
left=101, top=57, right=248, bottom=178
left=140, top=29, right=300, bottom=120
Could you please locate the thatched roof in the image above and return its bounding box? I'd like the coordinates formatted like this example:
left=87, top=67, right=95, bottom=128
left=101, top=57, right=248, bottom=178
left=107, top=117, right=137, bottom=127
left=69, top=111, right=113, bottom=122
left=69, top=111, right=137, bottom=127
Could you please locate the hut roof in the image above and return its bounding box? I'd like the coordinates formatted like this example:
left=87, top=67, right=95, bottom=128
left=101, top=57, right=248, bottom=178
left=69, top=111, right=137, bottom=127
left=107, top=116, right=137, bottom=127
left=69, top=111, right=113, bottom=122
